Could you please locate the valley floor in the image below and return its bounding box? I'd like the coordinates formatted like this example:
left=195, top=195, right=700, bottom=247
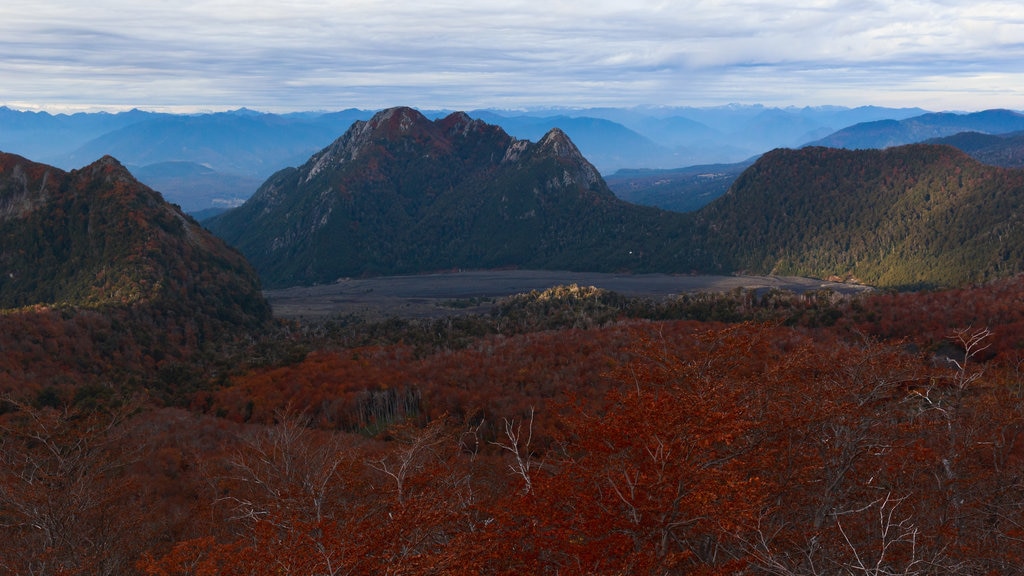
left=264, top=269, right=872, bottom=319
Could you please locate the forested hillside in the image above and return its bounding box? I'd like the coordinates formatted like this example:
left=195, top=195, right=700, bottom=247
left=0, top=151, right=271, bottom=401
left=696, top=144, right=1024, bottom=288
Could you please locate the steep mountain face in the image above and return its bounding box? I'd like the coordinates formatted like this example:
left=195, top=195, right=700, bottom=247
left=694, top=144, right=1024, bottom=288
left=0, top=152, right=270, bottom=327
left=208, top=107, right=690, bottom=288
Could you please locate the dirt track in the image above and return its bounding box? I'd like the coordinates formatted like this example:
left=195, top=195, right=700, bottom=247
left=264, top=270, right=872, bottom=320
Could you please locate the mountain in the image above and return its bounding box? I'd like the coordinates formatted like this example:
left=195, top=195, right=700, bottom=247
left=808, top=109, right=1024, bottom=149
left=1, top=105, right=935, bottom=212
left=604, top=160, right=754, bottom=212
left=0, top=106, right=159, bottom=164
left=207, top=109, right=1024, bottom=291
left=924, top=130, right=1024, bottom=168
left=206, top=107, right=691, bottom=288
left=0, top=107, right=377, bottom=213
left=467, top=112, right=685, bottom=172
left=58, top=110, right=371, bottom=177
left=694, top=144, right=1024, bottom=288
left=131, top=161, right=262, bottom=213
left=0, top=151, right=270, bottom=327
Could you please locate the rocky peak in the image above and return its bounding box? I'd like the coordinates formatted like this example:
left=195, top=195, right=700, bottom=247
left=303, top=107, right=446, bottom=183
left=535, top=128, right=603, bottom=188
left=364, top=106, right=433, bottom=136
left=537, top=128, right=578, bottom=158
left=0, top=153, right=56, bottom=220
left=77, top=155, right=140, bottom=188
left=437, top=111, right=485, bottom=137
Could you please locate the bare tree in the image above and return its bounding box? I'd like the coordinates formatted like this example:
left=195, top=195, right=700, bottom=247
left=489, top=407, right=535, bottom=494
left=0, top=396, right=141, bottom=576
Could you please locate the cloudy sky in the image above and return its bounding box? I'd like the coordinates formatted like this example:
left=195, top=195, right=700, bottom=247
left=3, top=0, right=1024, bottom=113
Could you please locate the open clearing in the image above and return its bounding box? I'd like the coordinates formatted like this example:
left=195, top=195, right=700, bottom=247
left=264, top=270, right=872, bottom=320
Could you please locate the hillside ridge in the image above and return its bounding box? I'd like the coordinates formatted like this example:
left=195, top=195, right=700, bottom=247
left=0, top=150, right=270, bottom=324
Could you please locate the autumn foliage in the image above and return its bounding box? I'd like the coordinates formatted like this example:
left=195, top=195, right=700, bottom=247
left=4, top=277, right=1024, bottom=574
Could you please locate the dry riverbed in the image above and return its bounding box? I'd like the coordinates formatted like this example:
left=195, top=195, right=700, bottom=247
left=264, top=270, right=872, bottom=320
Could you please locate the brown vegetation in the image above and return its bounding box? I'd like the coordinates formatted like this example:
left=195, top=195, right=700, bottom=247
left=4, top=275, right=1024, bottom=573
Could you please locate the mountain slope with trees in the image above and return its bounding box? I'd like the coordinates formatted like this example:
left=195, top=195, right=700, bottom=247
left=7, top=134, right=1024, bottom=574
left=0, top=152, right=269, bottom=317
left=0, top=151, right=272, bottom=401
left=207, top=107, right=691, bottom=288
left=696, top=144, right=1024, bottom=288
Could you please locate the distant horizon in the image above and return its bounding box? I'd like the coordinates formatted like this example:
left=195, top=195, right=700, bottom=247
left=1, top=101, right=1014, bottom=117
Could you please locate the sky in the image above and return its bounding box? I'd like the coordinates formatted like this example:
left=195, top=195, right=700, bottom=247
left=2, top=0, right=1024, bottom=114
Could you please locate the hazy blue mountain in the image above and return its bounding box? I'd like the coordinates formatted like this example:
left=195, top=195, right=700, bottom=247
left=665, top=104, right=928, bottom=134
left=0, top=106, right=161, bottom=164
left=468, top=112, right=678, bottom=173
left=131, top=161, right=263, bottom=213
left=604, top=160, right=755, bottom=212
left=58, top=109, right=374, bottom=178
left=808, top=109, right=1024, bottom=149
left=923, top=130, right=1024, bottom=168
left=103, top=109, right=377, bottom=212
left=475, top=104, right=930, bottom=170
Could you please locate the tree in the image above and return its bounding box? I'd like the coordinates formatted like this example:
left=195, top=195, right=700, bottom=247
left=0, top=396, right=142, bottom=576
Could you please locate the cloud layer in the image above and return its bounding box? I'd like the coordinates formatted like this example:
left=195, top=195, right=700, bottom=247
left=3, top=0, right=1024, bottom=112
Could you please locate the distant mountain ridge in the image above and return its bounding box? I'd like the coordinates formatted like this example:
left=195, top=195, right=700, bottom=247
left=0, top=107, right=376, bottom=212
left=1, top=104, right=934, bottom=212
left=808, top=109, right=1024, bottom=149
left=923, top=131, right=1024, bottom=168
left=604, top=160, right=754, bottom=213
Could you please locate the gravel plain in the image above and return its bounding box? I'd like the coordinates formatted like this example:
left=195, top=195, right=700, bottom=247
left=264, top=270, right=873, bottom=320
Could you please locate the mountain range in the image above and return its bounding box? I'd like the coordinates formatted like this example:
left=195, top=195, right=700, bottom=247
left=5, top=103, right=1024, bottom=298
left=924, top=130, right=1024, bottom=168
left=208, top=107, right=1024, bottom=291
left=808, top=109, right=1024, bottom=149
left=1, top=104, right=932, bottom=212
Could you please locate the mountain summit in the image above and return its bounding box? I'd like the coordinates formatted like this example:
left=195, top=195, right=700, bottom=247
left=208, top=107, right=685, bottom=287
